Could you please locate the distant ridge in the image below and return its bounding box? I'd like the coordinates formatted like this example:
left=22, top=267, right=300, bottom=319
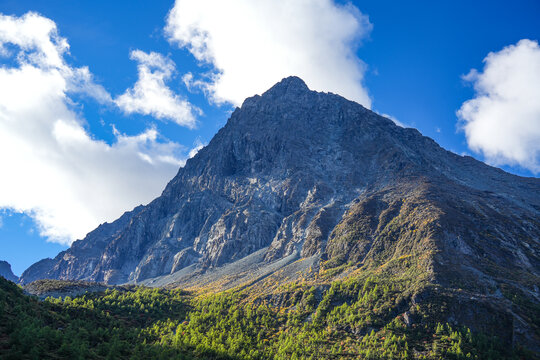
left=0, top=260, right=18, bottom=283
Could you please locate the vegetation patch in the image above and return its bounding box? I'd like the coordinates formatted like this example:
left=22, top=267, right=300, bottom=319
left=1, top=275, right=534, bottom=359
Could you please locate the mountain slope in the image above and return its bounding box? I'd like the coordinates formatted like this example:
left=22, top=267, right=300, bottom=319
left=0, top=261, right=18, bottom=283
left=20, top=76, right=540, bottom=351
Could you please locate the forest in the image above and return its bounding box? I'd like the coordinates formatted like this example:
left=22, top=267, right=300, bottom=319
left=0, top=274, right=531, bottom=360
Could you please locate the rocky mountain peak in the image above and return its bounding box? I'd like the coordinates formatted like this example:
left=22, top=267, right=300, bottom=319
left=239, top=75, right=335, bottom=114
left=263, top=75, right=310, bottom=96
left=180, top=76, right=381, bottom=187
left=21, top=77, right=539, bottom=294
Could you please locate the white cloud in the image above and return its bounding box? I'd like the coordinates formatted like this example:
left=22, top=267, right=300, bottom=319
left=115, top=50, right=199, bottom=127
left=0, top=12, right=189, bottom=244
left=458, top=39, right=540, bottom=173
left=0, top=11, right=67, bottom=68
left=0, top=12, right=111, bottom=104
left=165, top=0, right=372, bottom=107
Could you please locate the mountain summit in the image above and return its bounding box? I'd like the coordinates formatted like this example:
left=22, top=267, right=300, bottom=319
left=20, top=76, right=539, bottom=348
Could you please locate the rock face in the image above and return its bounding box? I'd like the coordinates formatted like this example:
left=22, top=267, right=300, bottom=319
left=20, top=76, right=539, bottom=291
left=0, top=261, right=18, bottom=283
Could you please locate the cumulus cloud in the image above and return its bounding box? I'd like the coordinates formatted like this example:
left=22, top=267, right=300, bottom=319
left=165, top=0, right=372, bottom=107
left=0, top=12, right=189, bottom=244
left=115, top=50, right=199, bottom=127
left=0, top=12, right=111, bottom=104
left=458, top=39, right=540, bottom=173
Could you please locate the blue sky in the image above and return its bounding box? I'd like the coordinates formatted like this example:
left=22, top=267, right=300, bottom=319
left=0, top=0, right=539, bottom=276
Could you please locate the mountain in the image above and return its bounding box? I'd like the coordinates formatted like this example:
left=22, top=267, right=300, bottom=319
left=21, top=76, right=539, bottom=285
left=0, top=260, right=18, bottom=283
left=20, top=77, right=540, bottom=350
